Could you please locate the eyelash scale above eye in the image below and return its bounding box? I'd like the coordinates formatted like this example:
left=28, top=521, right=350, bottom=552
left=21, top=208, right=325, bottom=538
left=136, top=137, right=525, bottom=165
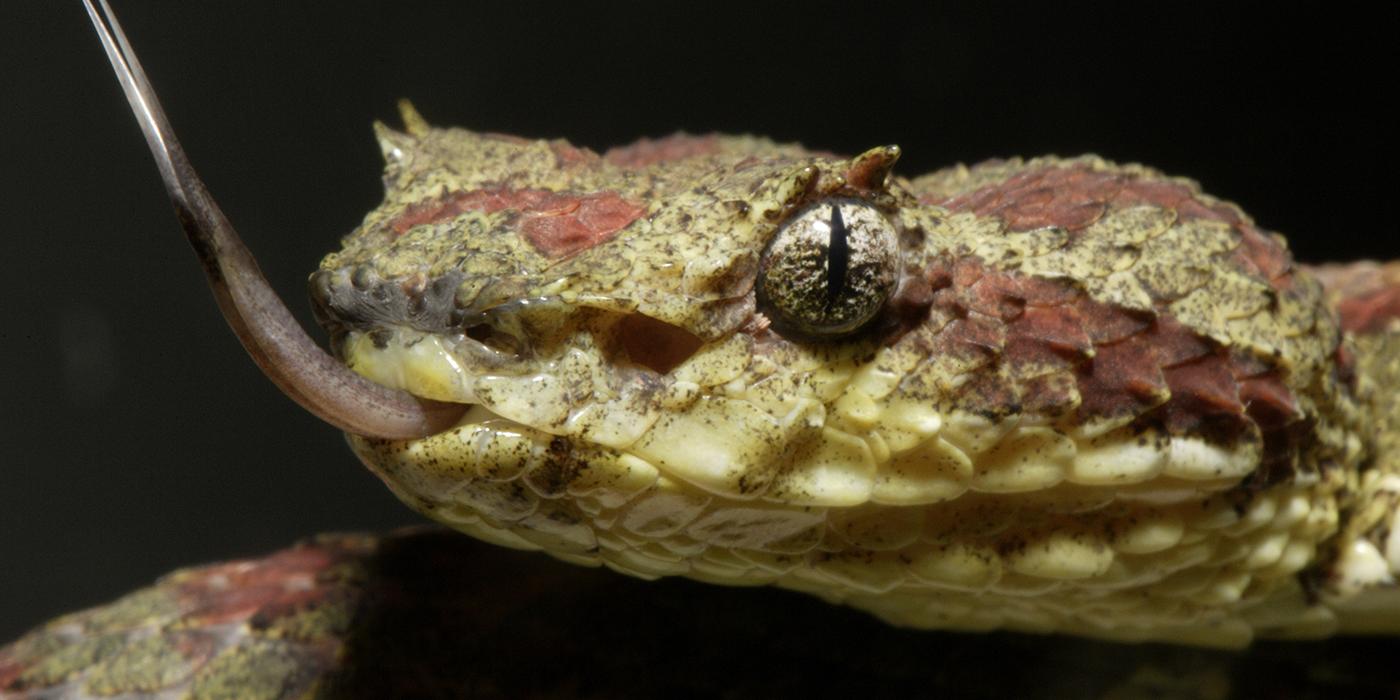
left=756, top=198, right=900, bottom=338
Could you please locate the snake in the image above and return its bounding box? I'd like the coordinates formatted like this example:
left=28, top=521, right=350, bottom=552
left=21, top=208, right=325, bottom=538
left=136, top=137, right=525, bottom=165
left=4, top=1, right=1398, bottom=695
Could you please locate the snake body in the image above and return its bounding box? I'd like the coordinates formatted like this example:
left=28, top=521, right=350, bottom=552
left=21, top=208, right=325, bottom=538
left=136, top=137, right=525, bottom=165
left=6, top=50, right=1400, bottom=696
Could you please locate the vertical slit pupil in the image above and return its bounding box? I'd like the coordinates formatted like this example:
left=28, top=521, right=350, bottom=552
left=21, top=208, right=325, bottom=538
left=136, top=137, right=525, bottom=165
left=826, top=203, right=850, bottom=307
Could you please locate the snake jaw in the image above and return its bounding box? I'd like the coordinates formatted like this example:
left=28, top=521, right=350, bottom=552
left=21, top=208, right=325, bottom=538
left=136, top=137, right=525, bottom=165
left=84, top=0, right=467, bottom=439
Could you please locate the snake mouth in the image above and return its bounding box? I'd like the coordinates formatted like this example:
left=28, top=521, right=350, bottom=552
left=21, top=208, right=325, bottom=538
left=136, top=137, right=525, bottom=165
left=311, top=263, right=708, bottom=376
left=309, top=259, right=712, bottom=424
left=307, top=256, right=724, bottom=461
left=329, top=310, right=705, bottom=410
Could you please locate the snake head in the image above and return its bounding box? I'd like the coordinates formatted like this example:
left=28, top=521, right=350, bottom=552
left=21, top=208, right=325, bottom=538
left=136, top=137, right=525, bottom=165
left=308, top=108, right=946, bottom=509
left=316, top=100, right=1375, bottom=649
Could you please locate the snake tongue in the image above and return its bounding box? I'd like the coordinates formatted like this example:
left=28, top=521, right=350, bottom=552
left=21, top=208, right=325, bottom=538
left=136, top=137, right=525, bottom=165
left=84, top=0, right=467, bottom=439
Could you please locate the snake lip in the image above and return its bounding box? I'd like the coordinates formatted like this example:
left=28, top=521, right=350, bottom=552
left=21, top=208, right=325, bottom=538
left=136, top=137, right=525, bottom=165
left=311, top=264, right=706, bottom=374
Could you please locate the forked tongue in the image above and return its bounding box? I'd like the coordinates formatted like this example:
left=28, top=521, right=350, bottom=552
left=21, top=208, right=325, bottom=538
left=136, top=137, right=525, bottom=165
left=83, top=0, right=466, bottom=438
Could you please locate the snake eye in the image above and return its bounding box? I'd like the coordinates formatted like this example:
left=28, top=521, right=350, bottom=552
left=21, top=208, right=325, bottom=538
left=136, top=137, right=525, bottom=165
left=757, top=198, right=899, bottom=337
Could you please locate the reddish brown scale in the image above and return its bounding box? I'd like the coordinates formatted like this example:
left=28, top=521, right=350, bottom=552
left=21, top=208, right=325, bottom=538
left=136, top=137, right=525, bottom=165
left=520, top=192, right=646, bottom=257
left=1337, top=286, right=1400, bottom=334
left=1004, top=305, right=1093, bottom=368
left=1157, top=357, right=1245, bottom=433
left=1148, top=316, right=1216, bottom=367
left=924, top=160, right=1320, bottom=485
left=1237, top=373, right=1304, bottom=427
left=938, top=315, right=1007, bottom=361
left=1250, top=398, right=1311, bottom=485
left=1228, top=348, right=1275, bottom=378
left=962, top=270, right=1028, bottom=320
left=1307, top=261, right=1400, bottom=335
left=0, top=539, right=366, bottom=695
left=389, top=187, right=646, bottom=257
left=918, top=255, right=1309, bottom=484
left=174, top=544, right=353, bottom=628
left=0, top=537, right=379, bottom=696
left=935, top=165, right=1124, bottom=232
left=1015, top=274, right=1083, bottom=306
left=933, top=162, right=1300, bottom=301
left=603, top=133, right=721, bottom=167
left=923, top=258, right=954, bottom=292
left=1075, top=304, right=1153, bottom=345
left=883, top=275, right=936, bottom=338
left=950, top=258, right=982, bottom=288
left=1075, top=334, right=1171, bottom=417
left=1111, top=177, right=1241, bottom=226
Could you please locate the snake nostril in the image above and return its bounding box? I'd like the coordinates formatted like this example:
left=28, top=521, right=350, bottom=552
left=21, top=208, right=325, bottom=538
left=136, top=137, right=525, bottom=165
left=614, top=313, right=703, bottom=375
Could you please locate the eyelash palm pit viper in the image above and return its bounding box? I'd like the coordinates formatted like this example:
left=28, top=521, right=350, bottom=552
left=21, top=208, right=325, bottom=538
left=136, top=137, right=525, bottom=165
left=4, top=2, right=1398, bottom=696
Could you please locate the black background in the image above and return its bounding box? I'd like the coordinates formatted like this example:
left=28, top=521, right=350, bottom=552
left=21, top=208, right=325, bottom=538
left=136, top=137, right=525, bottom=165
left=1, top=0, right=1394, bottom=654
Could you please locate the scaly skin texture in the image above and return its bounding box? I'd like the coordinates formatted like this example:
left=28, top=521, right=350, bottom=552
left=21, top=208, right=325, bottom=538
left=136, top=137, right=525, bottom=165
left=6, top=114, right=1399, bottom=696
left=5, top=530, right=1399, bottom=699
left=310, top=106, right=1388, bottom=646
left=0, top=535, right=371, bottom=698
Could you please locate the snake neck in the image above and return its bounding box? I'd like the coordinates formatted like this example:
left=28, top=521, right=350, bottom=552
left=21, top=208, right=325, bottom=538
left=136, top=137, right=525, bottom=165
left=1309, top=261, right=1400, bottom=632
